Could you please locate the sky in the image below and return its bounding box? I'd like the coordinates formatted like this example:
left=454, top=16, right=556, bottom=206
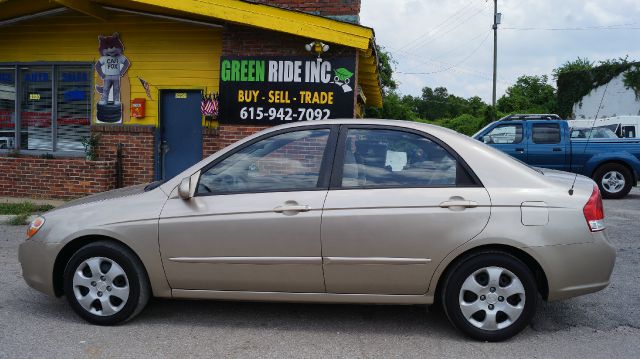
left=360, top=0, right=640, bottom=103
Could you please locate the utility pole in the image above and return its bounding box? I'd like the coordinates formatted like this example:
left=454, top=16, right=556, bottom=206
left=492, top=0, right=500, bottom=113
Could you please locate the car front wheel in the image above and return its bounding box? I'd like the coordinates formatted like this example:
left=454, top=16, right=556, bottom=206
left=442, top=252, right=537, bottom=341
left=63, top=241, right=150, bottom=325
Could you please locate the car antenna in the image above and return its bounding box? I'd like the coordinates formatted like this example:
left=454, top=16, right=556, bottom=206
left=568, top=80, right=610, bottom=195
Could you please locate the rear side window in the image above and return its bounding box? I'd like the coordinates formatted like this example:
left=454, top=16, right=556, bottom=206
left=532, top=123, right=561, bottom=144
left=339, top=128, right=475, bottom=188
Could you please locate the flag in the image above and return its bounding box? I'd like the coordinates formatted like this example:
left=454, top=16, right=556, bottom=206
left=138, top=77, right=152, bottom=100
left=201, top=93, right=208, bottom=115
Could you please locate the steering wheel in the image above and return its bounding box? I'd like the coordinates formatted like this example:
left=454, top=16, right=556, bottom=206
left=212, top=174, right=247, bottom=192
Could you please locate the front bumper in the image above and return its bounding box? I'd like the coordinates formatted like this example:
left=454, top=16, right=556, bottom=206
left=526, top=231, right=616, bottom=301
left=18, top=238, right=61, bottom=297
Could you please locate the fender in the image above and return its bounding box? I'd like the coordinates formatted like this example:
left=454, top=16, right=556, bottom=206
left=583, top=151, right=640, bottom=181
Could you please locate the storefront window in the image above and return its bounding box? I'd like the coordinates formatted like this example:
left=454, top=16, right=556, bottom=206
left=0, top=68, right=16, bottom=149
left=0, top=63, right=92, bottom=153
left=57, top=66, right=91, bottom=151
left=20, top=66, right=53, bottom=151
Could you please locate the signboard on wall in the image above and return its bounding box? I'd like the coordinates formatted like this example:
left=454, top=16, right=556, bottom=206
left=219, top=56, right=356, bottom=124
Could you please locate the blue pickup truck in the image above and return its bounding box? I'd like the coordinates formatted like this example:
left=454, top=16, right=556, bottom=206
left=473, top=114, right=640, bottom=198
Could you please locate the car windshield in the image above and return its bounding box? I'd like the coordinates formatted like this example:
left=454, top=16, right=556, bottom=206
left=144, top=179, right=167, bottom=191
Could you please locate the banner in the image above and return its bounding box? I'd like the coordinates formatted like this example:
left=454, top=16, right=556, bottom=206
left=219, top=56, right=356, bottom=124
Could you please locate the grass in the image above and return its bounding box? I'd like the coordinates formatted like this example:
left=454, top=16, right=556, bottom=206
left=7, top=213, right=30, bottom=225
left=0, top=202, right=55, bottom=215
left=1, top=202, right=55, bottom=226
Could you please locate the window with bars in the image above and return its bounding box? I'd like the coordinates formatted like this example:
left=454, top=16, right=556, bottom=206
left=0, top=64, right=92, bottom=153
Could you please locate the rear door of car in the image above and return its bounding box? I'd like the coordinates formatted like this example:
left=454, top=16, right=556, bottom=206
left=526, top=121, right=568, bottom=170
left=320, top=125, right=491, bottom=295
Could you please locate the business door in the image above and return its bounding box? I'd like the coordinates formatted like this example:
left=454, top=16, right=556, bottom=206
left=160, top=90, right=202, bottom=179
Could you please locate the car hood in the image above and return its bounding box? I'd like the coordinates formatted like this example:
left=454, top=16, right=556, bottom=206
left=55, top=184, right=150, bottom=211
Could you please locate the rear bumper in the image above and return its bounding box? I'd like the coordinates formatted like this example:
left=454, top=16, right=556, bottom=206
left=18, top=238, right=60, bottom=297
left=525, top=232, right=616, bottom=301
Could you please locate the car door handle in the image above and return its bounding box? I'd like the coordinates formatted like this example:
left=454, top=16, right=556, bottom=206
left=439, top=200, right=478, bottom=209
left=552, top=147, right=562, bottom=152
left=515, top=148, right=525, bottom=153
left=273, top=204, right=311, bottom=213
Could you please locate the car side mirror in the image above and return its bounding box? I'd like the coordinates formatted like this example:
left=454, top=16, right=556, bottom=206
left=178, top=177, right=192, bottom=200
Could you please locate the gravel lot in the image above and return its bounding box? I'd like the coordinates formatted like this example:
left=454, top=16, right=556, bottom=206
left=1, top=189, right=639, bottom=358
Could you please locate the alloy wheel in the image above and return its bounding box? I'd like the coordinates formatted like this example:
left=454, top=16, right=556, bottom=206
left=601, top=170, right=625, bottom=194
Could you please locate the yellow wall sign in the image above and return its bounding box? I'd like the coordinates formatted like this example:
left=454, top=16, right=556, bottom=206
left=29, top=93, right=41, bottom=100
left=175, top=92, right=188, bottom=99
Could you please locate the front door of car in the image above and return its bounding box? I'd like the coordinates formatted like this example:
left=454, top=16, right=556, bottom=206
left=321, top=126, right=491, bottom=295
left=158, top=126, right=337, bottom=293
left=479, top=122, right=527, bottom=161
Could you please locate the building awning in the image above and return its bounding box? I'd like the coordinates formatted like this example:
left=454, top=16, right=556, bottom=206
left=0, top=0, right=383, bottom=108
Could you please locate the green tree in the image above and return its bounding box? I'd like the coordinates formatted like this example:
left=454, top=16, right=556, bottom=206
left=552, top=57, right=594, bottom=81
left=366, top=92, right=419, bottom=120
left=375, top=45, right=397, bottom=95
left=497, top=75, right=557, bottom=114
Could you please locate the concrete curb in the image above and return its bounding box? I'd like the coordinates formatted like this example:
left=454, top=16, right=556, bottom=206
left=0, top=214, right=38, bottom=225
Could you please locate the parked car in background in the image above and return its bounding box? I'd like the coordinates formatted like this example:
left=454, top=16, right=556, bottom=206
left=569, top=116, right=640, bottom=139
left=570, top=127, right=619, bottom=139
left=474, top=114, right=640, bottom=198
left=19, top=119, right=615, bottom=342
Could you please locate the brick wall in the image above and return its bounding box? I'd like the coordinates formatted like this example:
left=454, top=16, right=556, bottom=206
left=248, top=0, right=361, bottom=16
left=92, top=125, right=156, bottom=187
left=222, top=24, right=357, bottom=57
left=0, top=156, right=115, bottom=199
left=217, top=24, right=357, bottom=156
left=203, top=125, right=268, bottom=157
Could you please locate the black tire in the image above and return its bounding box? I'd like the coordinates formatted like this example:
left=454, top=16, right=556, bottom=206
left=593, top=163, right=633, bottom=199
left=63, top=241, right=150, bottom=325
left=96, top=103, right=122, bottom=123
left=441, top=251, right=537, bottom=342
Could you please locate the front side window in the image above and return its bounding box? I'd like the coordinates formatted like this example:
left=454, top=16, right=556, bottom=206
left=340, top=129, right=466, bottom=188
left=482, top=124, right=523, bottom=144
left=198, top=129, right=330, bottom=194
left=532, top=123, right=561, bottom=144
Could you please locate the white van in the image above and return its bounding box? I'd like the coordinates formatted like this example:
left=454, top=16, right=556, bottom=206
left=568, top=116, right=639, bottom=139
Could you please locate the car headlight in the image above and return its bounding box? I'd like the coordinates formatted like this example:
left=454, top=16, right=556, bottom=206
left=26, top=216, right=45, bottom=239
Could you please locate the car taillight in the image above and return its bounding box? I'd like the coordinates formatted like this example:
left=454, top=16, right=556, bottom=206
left=583, top=185, right=605, bottom=232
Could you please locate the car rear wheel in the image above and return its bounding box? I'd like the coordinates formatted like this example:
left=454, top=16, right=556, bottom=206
left=594, top=163, right=632, bottom=199
left=442, top=252, right=537, bottom=341
left=63, top=241, right=150, bottom=325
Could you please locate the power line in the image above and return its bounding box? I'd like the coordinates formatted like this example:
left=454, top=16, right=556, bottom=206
left=398, top=30, right=492, bottom=75
left=391, top=43, right=510, bottom=84
left=503, top=22, right=640, bottom=31
left=408, top=5, right=490, bottom=51
left=395, top=0, right=481, bottom=52
left=431, top=30, right=490, bottom=61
